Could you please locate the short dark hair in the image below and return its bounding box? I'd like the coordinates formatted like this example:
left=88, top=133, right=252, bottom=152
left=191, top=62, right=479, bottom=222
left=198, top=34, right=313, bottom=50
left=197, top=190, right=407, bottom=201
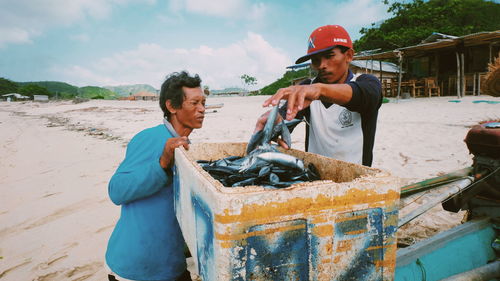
left=159, top=71, right=202, bottom=119
left=337, top=45, right=350, bottom=54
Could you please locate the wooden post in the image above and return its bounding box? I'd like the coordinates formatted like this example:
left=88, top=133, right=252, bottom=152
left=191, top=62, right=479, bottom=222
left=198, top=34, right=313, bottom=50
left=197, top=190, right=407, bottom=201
left=456, top=52, right=461, bottom=98
left=435, top=53, right=439, bottom=84
left=397, top=51, right=403, bottom=100
left=490, top=43, right=493, bottom=63
left=379, top=60, right=383, bottom=82
left=478, top=73, right=482, bottom=95
left=473, top=73, right=477, bottom=96
left=461, top=53, right=465, bottom=97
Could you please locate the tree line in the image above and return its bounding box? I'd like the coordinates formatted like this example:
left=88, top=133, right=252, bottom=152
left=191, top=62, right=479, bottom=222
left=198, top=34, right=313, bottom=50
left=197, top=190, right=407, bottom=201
left=354, top=0, right=500, bottom=52
left=259, top=0, right=499, bottom=95
left=0, top=78, right=118, bottom=100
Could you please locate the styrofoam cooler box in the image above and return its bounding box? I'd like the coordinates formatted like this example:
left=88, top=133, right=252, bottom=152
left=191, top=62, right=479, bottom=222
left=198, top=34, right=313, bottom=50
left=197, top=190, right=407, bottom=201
left=173, top=143, right=400, bottom=281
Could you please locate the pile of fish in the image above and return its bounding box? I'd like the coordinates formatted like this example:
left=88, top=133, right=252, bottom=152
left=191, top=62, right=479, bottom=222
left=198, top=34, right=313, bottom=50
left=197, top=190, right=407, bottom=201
left=197, top=105, right=321, bottom=189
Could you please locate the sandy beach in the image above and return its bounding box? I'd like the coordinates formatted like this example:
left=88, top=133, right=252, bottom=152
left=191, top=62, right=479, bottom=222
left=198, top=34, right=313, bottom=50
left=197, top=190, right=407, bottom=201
left=1, top=95, right=499, bottom=280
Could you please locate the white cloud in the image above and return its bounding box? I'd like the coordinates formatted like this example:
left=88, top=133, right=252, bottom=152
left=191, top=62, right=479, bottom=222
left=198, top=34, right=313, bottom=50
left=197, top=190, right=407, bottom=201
left=0, top=26, right=34, bottom=45
left=185, top=0, right=244, bottom=17
left=321, top=0, right=390, bottom=39
left=337, top=0, right=389, bottom=25
left=70, top=33, right=91, bottom=42
left=0, top=0, right=155, bottom=48
left=57, top=32, right=291, bottom=90
left=168, top=0, right=267, bottom=20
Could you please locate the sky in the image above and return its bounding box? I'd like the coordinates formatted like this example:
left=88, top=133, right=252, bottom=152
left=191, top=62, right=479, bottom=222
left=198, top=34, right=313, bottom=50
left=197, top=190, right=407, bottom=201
left=0, top=0, right=392, bottom=90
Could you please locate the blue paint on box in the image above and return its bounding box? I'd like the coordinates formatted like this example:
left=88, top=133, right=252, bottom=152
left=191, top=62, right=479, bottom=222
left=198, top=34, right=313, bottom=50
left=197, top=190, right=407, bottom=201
left=173, top=166, right=180, bottom=211
left=245, top=219, right=309, bottom=280
left=334, top=208, right=384, bottom=281
left=192, top=195, right=215, bottom=281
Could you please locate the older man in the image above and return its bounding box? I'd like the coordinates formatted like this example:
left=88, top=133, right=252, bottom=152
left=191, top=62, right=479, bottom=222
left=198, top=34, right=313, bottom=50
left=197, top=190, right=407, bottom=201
left=106, top=71, right=205, bottom=281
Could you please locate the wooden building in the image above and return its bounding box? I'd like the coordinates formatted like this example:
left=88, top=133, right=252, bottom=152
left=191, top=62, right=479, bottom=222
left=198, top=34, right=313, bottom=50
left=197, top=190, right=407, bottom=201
left=2, top=93, right=30, bottom=101
left=286, top=61, right=401, bottom=86
left=117, top=91, right=158, bottom=101
left=354, top=30, right=500, bottom=98
left=350, top=60, right=400, bottom=82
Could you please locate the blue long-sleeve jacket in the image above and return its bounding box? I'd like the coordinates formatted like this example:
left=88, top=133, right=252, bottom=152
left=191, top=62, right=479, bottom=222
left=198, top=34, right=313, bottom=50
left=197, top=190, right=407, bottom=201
left=105, top=124, right=186, bottom=281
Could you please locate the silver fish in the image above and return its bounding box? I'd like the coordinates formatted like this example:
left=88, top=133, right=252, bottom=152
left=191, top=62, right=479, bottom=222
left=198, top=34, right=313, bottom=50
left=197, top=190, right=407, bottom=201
left=256, top=152, right=305, bottom=171
left=246, top=105, right=280, bottom=154
left=246, top=117, right=302, bottom=154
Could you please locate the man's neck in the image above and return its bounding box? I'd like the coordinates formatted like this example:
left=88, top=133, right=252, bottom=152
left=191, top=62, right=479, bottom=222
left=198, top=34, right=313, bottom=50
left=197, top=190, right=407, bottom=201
left=165, top=118, right=193, bottom=137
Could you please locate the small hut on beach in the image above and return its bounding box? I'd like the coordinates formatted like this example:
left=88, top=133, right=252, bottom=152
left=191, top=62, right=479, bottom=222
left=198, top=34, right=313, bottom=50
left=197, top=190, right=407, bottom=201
left=132, top=91, right=158, bottom=101
left=2, top=93, right=30, bottom=101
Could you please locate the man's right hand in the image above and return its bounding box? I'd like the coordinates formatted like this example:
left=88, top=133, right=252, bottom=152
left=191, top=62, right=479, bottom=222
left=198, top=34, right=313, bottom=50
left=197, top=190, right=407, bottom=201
left=159, top=136, right=189, bottom=170
left=254, top=110, right=289, bottom=149
left=263, top=84, right=321, bottom=120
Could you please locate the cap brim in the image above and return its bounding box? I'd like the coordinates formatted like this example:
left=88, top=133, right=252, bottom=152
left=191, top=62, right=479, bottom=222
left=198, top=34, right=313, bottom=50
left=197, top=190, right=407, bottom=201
left=295, top=46, right=336, bottom=64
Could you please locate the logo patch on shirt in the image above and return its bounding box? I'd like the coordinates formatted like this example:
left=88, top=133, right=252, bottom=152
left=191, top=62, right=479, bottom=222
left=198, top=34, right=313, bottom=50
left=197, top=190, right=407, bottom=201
left=339, top=109, right=353, bottom=128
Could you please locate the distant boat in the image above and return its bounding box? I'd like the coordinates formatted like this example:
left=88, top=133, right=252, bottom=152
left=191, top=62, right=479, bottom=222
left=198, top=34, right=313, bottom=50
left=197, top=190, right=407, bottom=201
left=205, top=103, right=224, bottom=110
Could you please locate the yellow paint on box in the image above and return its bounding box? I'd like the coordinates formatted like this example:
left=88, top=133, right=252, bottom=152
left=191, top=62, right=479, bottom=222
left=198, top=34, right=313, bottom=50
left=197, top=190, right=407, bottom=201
left=333, top=255, right=341, bottom=264
left=311, top=214, right=329, bottom=224
left=336, top=240, right=353, bottom=252
left=366, top=244, right=394, bottom=251
left=215, top=223, right=305, bottom=241
left=374, top=257, right=396, bottom=270
left=311, top=224, right=333, bottom=237
left=325, top=239, right=333, bottom=255
left=334, top=214, right=368, bottom=223
left=345, top=229, right=367, bottom=235
left=215, top=189, right=399, bottom=224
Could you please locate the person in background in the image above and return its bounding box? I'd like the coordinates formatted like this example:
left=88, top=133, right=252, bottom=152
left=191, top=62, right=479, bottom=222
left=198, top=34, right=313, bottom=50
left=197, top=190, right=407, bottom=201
left=255, top=24, right=382, bottom=166
left=105, top=71, right=206, bottom=281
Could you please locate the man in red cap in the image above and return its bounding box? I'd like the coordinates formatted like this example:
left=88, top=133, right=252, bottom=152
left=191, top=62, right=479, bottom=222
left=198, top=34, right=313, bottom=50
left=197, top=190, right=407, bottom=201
left=255, top=25, right=382, bottom=166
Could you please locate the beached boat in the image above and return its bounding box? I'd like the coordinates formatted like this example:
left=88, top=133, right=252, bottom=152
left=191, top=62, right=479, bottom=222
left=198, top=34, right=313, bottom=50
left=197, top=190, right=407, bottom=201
left=394, top=121, right=500, bottom=280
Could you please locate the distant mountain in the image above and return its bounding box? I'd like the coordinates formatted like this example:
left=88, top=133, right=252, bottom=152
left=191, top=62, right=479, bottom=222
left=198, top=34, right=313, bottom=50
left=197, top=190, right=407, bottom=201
left=17, top=81, right=79, bottom=95
left=104, top=84, right=158, bottom=96
left=79, top=86, right=119, bottom=99
left=211, top=87, right=248, bottom=95
left=2, top=78, right=158, bottom=100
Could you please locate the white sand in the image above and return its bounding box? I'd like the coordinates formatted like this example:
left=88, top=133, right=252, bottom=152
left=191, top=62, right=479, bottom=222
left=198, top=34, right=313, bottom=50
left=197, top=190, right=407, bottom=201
left=1, top=95, right=499, bottom=280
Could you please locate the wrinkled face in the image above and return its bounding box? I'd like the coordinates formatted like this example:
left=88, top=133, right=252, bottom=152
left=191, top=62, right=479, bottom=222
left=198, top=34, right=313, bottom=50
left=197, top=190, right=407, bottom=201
left=311, top=47, right=353, bottom=84
left=174, top=86, right=206, bottom=129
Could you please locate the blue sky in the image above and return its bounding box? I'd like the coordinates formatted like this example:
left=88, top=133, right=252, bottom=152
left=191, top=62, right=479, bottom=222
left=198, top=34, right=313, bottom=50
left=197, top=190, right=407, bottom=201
left=0, top=0, right=391, bottom=90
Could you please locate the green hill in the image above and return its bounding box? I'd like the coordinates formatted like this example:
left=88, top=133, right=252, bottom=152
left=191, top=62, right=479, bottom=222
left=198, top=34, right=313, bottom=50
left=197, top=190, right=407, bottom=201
left=258, top=68, right=311, bottom=95
left=79, top=86, right=119, bottom=99
left=2, top=78, right=157, bottom=100
left=104, top=84, right=158, bottom=96
left=0, top=78, right=19, bottom=95
left=17, top=81, right=79, bottom=96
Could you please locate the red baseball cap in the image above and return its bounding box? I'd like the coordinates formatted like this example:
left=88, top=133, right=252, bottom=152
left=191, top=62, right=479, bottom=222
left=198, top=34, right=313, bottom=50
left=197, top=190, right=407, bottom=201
left=295, top=25, right=353, bottom=64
